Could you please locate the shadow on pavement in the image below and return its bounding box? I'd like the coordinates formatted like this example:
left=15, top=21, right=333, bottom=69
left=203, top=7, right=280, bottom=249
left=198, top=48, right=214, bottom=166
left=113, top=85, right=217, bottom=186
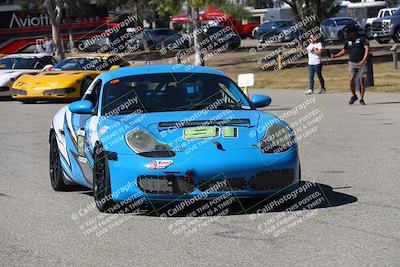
left=367, top=101, right=400, bottom=105
left=83, top=181, right=357, bottom=217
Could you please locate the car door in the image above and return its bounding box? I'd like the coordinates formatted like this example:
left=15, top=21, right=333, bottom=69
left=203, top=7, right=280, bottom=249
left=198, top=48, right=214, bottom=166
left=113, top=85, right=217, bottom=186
left=66, top=79, right=102, bottom=185
left=322, top=19, right=334, bottom=39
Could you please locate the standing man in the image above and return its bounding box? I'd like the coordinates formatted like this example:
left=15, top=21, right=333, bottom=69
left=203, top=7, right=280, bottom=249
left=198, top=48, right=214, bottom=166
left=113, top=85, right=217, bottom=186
left=331, top=24, right=370, bottom=105
left=42, top=35, right=56, bottom=56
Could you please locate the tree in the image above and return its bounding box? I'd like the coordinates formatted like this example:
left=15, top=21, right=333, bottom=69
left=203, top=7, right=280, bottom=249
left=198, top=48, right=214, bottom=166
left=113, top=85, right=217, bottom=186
left=212, top=1, right=251, bottom=22
left=44, top=0, right=65, bottom=59
left=64, top=0, right=93, bottom=52
left=188, top=0, right=210, bottom=66
left=281, top=0, right=340, bottom=30
left=387, top=0, right=400, bottom=7
left=15, top=0, right=65, bottom=59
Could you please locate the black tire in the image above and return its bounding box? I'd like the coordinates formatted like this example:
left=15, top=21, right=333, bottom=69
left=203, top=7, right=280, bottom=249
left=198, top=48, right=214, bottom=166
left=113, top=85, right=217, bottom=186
left=338, top=30, right=345, bottom=42
left=22, top=100, right=36, bottom=104
left=393, top=28, right=400, bottom=43
left=365, top=25, right=372, bottom=39
left=93, top=144, right=115, bottom=212
left=298, top=163, right=301, bottom=182
left=49, top=131, right=68, bottom=191
left=376, top=38, right=390, bottom=44
left=80, top=77, right=93, bottom=98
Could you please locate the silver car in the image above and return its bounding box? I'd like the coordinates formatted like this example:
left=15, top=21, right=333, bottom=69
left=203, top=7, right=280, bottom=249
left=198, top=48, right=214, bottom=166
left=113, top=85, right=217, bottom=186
left=321, top=17, right=359, bottom=41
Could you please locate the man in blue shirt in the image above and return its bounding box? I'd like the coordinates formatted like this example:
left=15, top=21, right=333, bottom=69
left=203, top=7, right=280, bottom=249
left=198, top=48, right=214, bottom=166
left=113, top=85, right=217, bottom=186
left=331, top=24, right=370, bottom=105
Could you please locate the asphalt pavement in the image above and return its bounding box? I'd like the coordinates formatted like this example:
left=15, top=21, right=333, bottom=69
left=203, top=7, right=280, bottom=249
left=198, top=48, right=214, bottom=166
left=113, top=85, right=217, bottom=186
left=0, top=89, right=399, bottom=266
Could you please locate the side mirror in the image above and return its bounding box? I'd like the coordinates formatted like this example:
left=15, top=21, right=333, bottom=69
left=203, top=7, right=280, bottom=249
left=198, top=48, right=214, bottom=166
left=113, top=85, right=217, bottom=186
left=42, top=64, right=54, bottom=71
left=251, top=95, right=271, bottom=108
left=69, top=100, right=94, bottom=114
left=109, top=65, right=120, bottom=70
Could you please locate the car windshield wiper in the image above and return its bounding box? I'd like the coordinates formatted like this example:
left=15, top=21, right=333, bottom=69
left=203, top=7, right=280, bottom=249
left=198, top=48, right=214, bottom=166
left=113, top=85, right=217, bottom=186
left=179, top=101, right=244, bottom=111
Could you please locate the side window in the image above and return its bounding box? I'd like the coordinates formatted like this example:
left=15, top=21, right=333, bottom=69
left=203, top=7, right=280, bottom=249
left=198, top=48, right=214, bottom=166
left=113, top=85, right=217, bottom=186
left=40, top=56, right=56, bottom=68
left=323, top=20, right=334, bottom=27
left=83, top=79, right=102, bottom=109
left=35, top=57, right=56, bottom=69
left=35, top=59, right=46, bottom=69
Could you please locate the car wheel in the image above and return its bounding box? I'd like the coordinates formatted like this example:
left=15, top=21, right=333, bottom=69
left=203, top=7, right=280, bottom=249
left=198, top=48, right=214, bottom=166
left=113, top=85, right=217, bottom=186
left=376, top=38, right=390, bottom=44
left=93, top=143, right=115, bottom=212
left=338, top=30, right=345, bottom=42
left=365, top=25, right=372, bottom=39
left=49, top=131, right=68, bottom=191
left=298, top=163, right=301, bottom=182
left=80, top=77, right=93, bottom=98
left=393, top=28, right=400, bottom=43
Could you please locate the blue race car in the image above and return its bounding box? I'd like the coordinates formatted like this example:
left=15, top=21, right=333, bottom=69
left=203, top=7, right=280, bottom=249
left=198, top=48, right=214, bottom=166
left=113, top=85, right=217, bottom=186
left=49, top=65, right=300, bottom=212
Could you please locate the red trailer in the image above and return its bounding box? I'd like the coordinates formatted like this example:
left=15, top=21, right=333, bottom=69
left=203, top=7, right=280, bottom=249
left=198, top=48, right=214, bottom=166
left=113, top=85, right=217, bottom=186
left=0, top=4, right=109, bottom=54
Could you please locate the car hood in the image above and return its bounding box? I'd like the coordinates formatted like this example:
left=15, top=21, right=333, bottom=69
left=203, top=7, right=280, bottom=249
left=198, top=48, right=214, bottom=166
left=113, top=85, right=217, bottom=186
left=374, top=15, right=399, bottom=23
left=97, top=110, right=279, bottom=154
left=0, top=69, right=40, bottom=85
left=14, top=71, right=98, bottom=88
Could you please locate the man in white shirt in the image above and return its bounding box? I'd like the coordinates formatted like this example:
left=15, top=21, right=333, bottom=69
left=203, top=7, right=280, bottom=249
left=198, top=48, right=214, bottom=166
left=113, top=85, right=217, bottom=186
left=305, top=35, right=326, bottom=95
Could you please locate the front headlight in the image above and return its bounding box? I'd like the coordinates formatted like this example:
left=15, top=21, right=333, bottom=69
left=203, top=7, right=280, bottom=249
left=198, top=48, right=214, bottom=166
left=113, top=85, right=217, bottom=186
left=43, top=88, right=75, bottom=95
left=259, top=124, right=293, bottom=153
left=382, top=19, right=393, bottom=29
left=125, top=130, right=173, bottom=155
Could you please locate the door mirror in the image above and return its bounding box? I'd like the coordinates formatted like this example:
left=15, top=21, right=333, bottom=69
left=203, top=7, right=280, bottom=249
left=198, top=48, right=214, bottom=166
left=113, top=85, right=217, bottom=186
left=69, top=100, right=94, bottom=114
left=251, top=95, right=271, bottom=108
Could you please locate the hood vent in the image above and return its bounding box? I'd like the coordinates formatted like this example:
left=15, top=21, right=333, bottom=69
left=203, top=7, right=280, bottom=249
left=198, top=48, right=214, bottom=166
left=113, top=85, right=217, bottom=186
left=158, top=119, right=251, bottom=129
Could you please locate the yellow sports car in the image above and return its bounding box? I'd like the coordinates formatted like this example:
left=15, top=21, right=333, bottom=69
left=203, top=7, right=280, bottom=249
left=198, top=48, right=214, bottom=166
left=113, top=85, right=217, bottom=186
left=12, top=54, right=128, bottom=103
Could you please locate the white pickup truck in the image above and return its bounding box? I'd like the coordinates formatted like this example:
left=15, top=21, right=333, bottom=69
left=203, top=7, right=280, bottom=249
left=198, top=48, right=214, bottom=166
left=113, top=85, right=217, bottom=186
left=365, top=8, right=398, bottom=38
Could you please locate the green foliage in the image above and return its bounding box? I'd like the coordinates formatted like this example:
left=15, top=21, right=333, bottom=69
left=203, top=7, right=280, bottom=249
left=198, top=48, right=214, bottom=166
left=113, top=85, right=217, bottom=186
left=282, top=0, right=340, bottom=28
left=386, top=0, right=400, bottom=8
left=211, top=1, right=251, bottom=21
left=188, top=0, right=210, bottom=10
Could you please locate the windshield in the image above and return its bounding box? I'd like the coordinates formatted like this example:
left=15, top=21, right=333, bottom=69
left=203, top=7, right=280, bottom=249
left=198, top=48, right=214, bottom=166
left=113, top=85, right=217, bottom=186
left=260, top=20, right=293, bottom=31
left=101, top=73, right=252, bottom=115
left=54, top=57, right=108, bottom=71
left=336, top=19, right=356, bottom=26
left=394, top=8, right=400, bottom=16
left=0, top=57, right=39, bottom=69
left=206, top=26, right=233, bottom=35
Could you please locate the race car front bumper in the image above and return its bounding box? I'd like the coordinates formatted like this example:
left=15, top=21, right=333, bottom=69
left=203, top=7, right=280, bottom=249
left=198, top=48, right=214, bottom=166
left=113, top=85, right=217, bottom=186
left=11, top=87, right=79, bottom=100
left=107, top=147, right=300, bottom=202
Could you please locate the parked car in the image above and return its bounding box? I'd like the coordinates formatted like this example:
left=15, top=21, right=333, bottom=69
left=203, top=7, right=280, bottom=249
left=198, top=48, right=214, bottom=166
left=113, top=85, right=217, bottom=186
left=0, top=53, right=56, bottom=97
left=257, top=20, right=300, bottom=43
left=370, top=8, right=400, bottom=44
left=203, top=26, right=241, bottom=49
left=365, top=8, right=397, bottom=38
left=128, top=28, right=188, bottom=51
left=321, top=17, right=363, bottom=41
left=12, top=54, right=126, bottom=103
left=222, top=18, right=259, bottom=39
